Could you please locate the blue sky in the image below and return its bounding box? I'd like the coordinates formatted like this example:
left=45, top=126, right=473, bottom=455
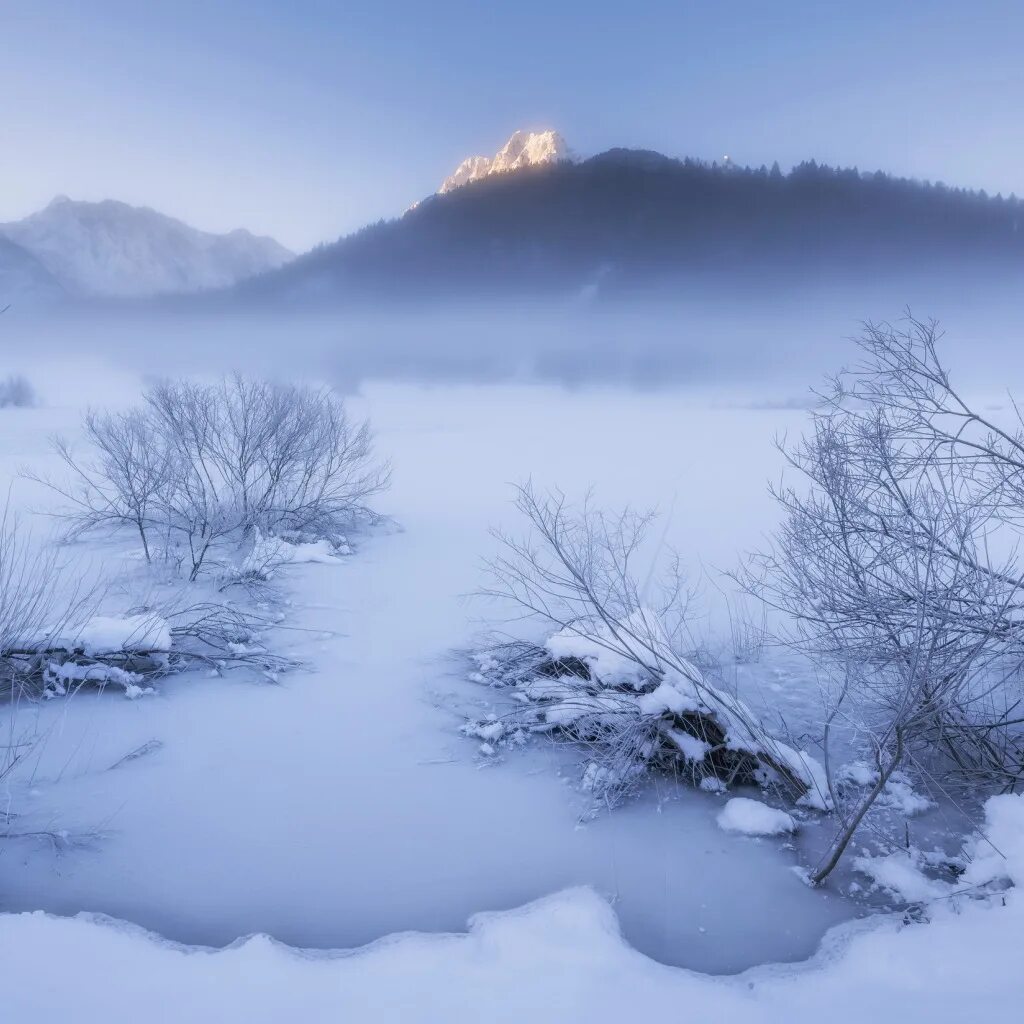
left=3, top=1, right=1022, bottom=250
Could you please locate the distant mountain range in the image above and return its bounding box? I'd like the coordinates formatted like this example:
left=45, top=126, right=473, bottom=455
left=4, top=132, right=1023, bottom=311
left=0, top=197, right=292, bottom=300
left=237, top=143, right=1024, bottom=306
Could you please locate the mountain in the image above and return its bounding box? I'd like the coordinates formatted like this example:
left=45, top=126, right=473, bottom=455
left=438, top=129, right=574, bottom=193
left=236, top=149, right=1024, bottom=307
left=0, top=235, right=66, bottom=306
left=0, top=197, right=294, bottom=298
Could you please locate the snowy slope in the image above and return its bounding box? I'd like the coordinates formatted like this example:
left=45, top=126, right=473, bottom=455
left=0, top=197, right=294, bottom=298
left=439, top=130, right=574, bottom=193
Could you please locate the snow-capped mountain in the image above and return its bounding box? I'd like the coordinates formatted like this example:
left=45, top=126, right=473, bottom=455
left=438, top=130, right=574, bottom=193
left=0, top=197, right=294, bottom=298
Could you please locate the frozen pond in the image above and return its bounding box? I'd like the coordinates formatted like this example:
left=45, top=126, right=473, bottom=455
left=0, top=377, right=859, bottom=972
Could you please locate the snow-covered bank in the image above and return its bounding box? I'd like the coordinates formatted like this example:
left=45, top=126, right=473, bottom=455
left=3, top=795, right=1022, bottom=1022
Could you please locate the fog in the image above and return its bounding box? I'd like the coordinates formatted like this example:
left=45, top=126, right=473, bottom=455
left=1, top=279, right=1020, bottom=974
left=6, top=273, right=1024, bottom=400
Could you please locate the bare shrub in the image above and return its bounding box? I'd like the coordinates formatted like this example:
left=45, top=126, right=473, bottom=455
left=147, top=375, right=387, bottom=535
left=745, top=314, right=1024, bottom=883
left=471, top=484, right=830, bottom=809
left=33, top=374, right=389, bottom=580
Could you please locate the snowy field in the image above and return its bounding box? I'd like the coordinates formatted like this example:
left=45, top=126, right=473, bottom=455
left=1, top=324, right=1022, bottom=1018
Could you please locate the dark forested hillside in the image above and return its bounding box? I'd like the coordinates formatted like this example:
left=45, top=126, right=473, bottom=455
left=237, top=150, right=1024, bottom=305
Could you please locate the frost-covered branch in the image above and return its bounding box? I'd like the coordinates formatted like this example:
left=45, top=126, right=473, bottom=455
left=742, top=315, right=1024, bottom=882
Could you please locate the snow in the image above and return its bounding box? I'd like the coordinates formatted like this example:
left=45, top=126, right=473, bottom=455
left=717, top=797, right=797, bottom=836
left=852, top=850, right=951, bottom=902
left=636, top=680, right=694, bottom=714
left=43, top=660, right=151, bottom=698
left=438, top=130, right=574, bottom=193
left=667, top=728, right=711, bottom=762
left=244, top=531, right=347, bottom=572
left=774, top=742, right=833, bottom=812
left=963, top=792, right=1024, bottom=888
left=73, top=613, right=172, bottom=654
left=278, top=538, right=347, bottom=563
left=545, top=615, right=661, bottom=689
left=439, top=154, right=493, bottom=193
left=878, top=777, right=934, bottom=816
left=484, top=611, right=831, bottom=810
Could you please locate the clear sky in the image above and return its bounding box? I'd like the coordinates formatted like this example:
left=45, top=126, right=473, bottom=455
left=3, top=1, right=1023, bottom=251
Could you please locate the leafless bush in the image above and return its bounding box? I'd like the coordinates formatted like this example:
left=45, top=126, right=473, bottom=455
left=32, top=374, right=389, bottom=580
left=744, top=314, right=1024, bottom=883
left=471, top=483, right=830, bottom=809
left=0, top=374, right=36, bottom=409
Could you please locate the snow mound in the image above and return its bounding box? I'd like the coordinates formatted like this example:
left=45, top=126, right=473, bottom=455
left=717, top=797, right=796, bottom=836
left=242, top=532, right=350, bottom=578
left=963, top=793, right=1024, bottom=888
left=74, top=614, right=171, bottom=655
left=544, top=609, right=680, bottom=690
